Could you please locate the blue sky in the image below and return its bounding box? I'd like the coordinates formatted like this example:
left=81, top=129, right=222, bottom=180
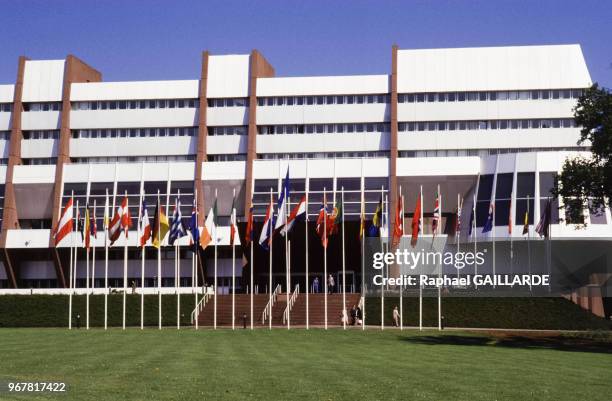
left=0, top=0, right=610, bottom=87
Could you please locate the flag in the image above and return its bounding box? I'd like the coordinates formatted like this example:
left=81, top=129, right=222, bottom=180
left=482, top=202, right=495, bottom=233
left=535, top=198, right=551, bottom=238
left=103, top=192, right=110, bottom=232
left=274, top=169, right=290, bottom=231
left=410, top=194, right=421, bottom=247
left=329, top=197, right=342, bottom=236
left=109, top=196, right=128, bottom=245
left=245, top=202, right=254, bottom=245
left=169, top=196, right=187, bottom=246
left=151, top=199, right=170, bottom=249
left=200, top=198, right=218, bottom=250
left=76, top=207, right=84, bottom=242
left=455, top=198, right=462, bottom=234
left=187, top=200, right=199, bottom=250
left=139, top=199, right=152, bottom=247
left=316, top=196, right=329, bottom=247
left=368, top=197, right=382, bottom=237
left=259, top=202, right=274, bottom=250
left=281, top=195, right=306, bottom=236
left=91, top=203, right=97, bottom=239
left=508, top=199, right=513, bottom=235
left=432, top=191, right=440, bottom=236
left=392, top=194, right=403, bottom=246
left=359, top=193, right=366, bottom=240
left=54, top=198, right=74, bottom=246
left=84, top=204, right=91, bottom=249
left=121, top=196, right=132, bottom=235
left=229, top=195, right=238, bottom=246
left=522, top=207, right=529, bottom=235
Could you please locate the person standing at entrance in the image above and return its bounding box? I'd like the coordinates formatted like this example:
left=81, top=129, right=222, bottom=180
left=392, top=306, right=401, bottom=327
left=328, top=274, right=335, bottom=294
left=313, top=276, right=320, bottom=293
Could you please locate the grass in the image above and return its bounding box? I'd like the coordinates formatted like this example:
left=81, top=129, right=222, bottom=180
left=0, top=328, right=610, bottom=401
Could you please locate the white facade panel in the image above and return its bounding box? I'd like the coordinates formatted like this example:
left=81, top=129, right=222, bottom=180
left=206, top=106, right=249, bottom=126
left=6, top=229, right=51, bottom=248
left=0, top=140, right=9, bottom=159
left=397, top=45, right=591, bottom=93
left=63, top=163, right=93, bottom=183
left=207, top=135, right=247, bottom=155
left=257, top=104, right=389, bottom=125
left=257, top=132, right=389, bottom=154
left=397, top=156, right=480, bottom=176
left=257, top=75, right=389, bottom=96
left=70, top=108, right=197, bottom=129
left=202, top=161, right=246, bottom=180
left=71, top=80, right=199, bottom=101
left=0, top=85, right=14, bottom=102
left=20, top=139, right=57, bottom=158
left=21, top=60, right=65, bottom=102
left=21, top=111, right=61, bottom=130
left=70, top=136, right=195, bottom=157
left=397, top=99, right=576, bottom=121
left=13, top=165, right=56, bottom=184
left=397, top=129, right=581, bottom=151
left=0, top=113, right=11, bottom=131
left=206, top=55, right=250, bottom=98
left=0, top=166, right=7, bottom=183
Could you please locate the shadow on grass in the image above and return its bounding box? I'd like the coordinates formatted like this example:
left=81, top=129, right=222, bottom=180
left=400, top=334, right=612, bottom=354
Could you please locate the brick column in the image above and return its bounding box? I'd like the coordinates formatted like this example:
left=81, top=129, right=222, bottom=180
left=389, top=45, right=399, bottom=240
left=48, top=55, right=101, bottom=288
left=195, top=51, right=209, bottom=226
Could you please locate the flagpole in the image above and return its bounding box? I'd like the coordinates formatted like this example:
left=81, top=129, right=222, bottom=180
left=473, top=191, right=478, bottom=288
left=323, top=187, right=328, bottom=330
left=399, top=185, right=403, bottom=331
left=122, top=190, right=128, bottom=330
left=250, top=221, right=254, bottom=330
left=157, top=190, right=162, bottom=330
left=232, top=188, right=236, bottom=330
left=457, top=194, right=461, bottom=278
left=92, top=200, right=97, bottom=328
left=305, top=184, right=310, bottom=330
left=68, top=191, right=74, bottom=329
left=139, top=190, right=145, bottom=330
left=527, top=195, right=532, bottom=291
left=177, top=190, right=181, bottom=330
left=213, top=188, right=218, bottom=330
left=438, top=184, right=442, bottom=331
left=194, top=187, right=199, bottom=330
left=86, top=205, right=90, bottom=331
left=286, top=192, right=290, bottom=330
left=360, top=182, right=365, bottom=331
left=380, top=186, right=384, bottom=331
left=74, top=199, right=79, bottom=310
left=104, top=189, right=110, bottom=330
left=269, top=188, right=273, bottom=330
left=341, top=187, right=346, bottom=330
left=419, top=185, right=423, bottom=331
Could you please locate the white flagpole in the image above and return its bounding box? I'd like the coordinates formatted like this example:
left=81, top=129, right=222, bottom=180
left=74, top=200, right=79, bottom=299
left=269, top=188, right=273, bottom=331
left=86, top=204, right=90, bottom=330
left=176, top=190, right=181, bottom=330
left=68, top=191, right=74, bottom=329
left=305, top=184, right=310, bottom=330
left=457, top=194, right=461, bottom=278
left=340, top=186, right=347, bottom=329
left=399, top=185, right=403, bottom=331
left=323, top=187, right=328, bottom=330
left=92, top=200, right=97, bottom=328
left=232, top=188, right=236, bottom=330
left=419, top=185, right=423, bottom=331
left=285, top=193, right=290, bottom=330
left=360, top=182, right=365, bottom=331
left=438, top=184, right=442, bottom=331
left=122, top=190, right=128, bottom=330
left=104, top=188, right=110, bottom=330
left=473, top=191, right=478, bottom=283
left=157, top=190, right=162, bottom=330
left=194, top=187, right=198, bottom=330
left=250, top=214, right=254, bottom=330
left=380, top=186, right=384, bottom=331
left=213, top=188, right=218, bottom=330
left=138, top=190, right=145, bottom=330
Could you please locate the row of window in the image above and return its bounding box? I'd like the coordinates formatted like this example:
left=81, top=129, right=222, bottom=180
left=23, top=102, right=62, bottom=112
left=22, top=158, right=57, bottom=165
left=400, top=147, right=588, bottom=158
left=399, top=118, right=577, bottom=132
left=71, top=99, right=199, bottom=111
left=257, top=94, right=390, bottom=107
left=398, top=89, right=583, bottom=103
left=0, top=131, right=9, bottom=140
left=23, top=130, right=59, bottom=140
left=259, top=123, right=391, bottom=135
left=0, top=104, right=11, bottom=112
left=208, top=126, right=248, bottom=136
left=207, top=98, right=248, bottom=108
left=71, top=155, right=196, bottom=164
left=72, top=127, right=197, bottom=139
left=258, top=151, right=388, bottom=160
left=208, top=154, right=247, bottom=162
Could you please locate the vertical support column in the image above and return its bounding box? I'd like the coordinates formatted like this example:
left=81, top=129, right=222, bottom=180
left=49, top=55, right=102, bottom=288
left=389, top=45, right=399, bottom=244
left=0, top=56, right=28, bottom=288
left=195, top=51, right=209, bottom=226
left=243, top=50, right=275, bottom=216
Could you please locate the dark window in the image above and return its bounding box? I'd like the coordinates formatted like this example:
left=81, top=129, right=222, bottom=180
left=516, top=173, right=535, bottom=198
left=477, top=175, right=494, bottom=201
left=495, top=173, right=513, bottom=199
left=495, top=200, right=510, bottom=226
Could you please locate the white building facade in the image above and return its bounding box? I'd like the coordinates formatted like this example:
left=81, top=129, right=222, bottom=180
left=0, top=45, right=606, bottom=314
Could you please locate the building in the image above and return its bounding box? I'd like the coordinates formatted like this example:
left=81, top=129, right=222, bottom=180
left=0, top=44, right=608, bottom=317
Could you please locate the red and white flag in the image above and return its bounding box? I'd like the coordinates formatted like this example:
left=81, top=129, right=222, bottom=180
left=55, top=198, right=74, bottom=246
left=109, top=196, right=129, bottom=245
left=139, top=199, right=151, bottom=247
left=281, top=195, right=306, bottom=236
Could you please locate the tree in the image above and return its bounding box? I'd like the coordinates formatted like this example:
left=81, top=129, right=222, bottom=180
left=555, top=84, right=612, bottom=224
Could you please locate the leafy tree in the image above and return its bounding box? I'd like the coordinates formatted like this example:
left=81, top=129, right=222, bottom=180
left=555, top=84, right=612, bottom=223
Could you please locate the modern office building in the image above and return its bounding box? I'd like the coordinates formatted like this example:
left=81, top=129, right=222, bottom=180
left=0, top=44, right=608, bottom=318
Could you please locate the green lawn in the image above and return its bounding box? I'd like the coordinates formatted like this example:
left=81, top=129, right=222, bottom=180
left=0, top=328, right=610, bottom=401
